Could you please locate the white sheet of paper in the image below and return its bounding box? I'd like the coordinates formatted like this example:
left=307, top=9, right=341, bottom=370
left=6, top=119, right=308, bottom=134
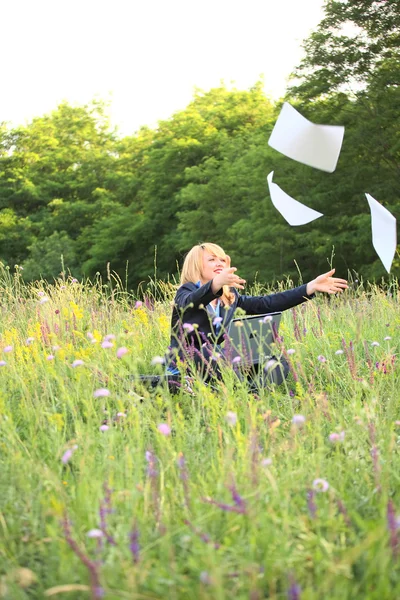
left=268, top=103, right=345, bottom=173
left=365, top=193, right=397, bottom=273
left=267, top=172, right=323, bottom=226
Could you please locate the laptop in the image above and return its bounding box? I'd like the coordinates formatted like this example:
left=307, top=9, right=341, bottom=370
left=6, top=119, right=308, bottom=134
left=226, top=312, right=282, bottom=366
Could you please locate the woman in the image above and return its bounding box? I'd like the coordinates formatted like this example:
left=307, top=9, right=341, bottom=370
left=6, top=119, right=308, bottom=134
left=168, top=243, right=348, bottom=379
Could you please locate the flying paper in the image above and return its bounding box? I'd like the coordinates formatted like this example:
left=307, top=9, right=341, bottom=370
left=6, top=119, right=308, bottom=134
left=365, top=193, right=397, bottom=273
left=267, top=172, right=323, bottom=226
left=268, top=103, right=345, bottom=173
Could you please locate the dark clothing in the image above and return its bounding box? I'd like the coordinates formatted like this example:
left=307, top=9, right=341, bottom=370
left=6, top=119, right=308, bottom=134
left=169, top=280, right=314, bottom=356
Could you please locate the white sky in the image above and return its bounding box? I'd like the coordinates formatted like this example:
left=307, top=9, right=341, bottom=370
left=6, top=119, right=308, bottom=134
left=1, top=0, right=325, bottom=136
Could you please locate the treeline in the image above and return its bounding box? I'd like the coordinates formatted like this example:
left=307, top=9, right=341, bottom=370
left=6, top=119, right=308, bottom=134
left=0, top=0, right=399, bottom=288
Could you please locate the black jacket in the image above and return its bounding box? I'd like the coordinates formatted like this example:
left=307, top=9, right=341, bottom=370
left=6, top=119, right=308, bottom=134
left=170, top=280, right=314, bottom=352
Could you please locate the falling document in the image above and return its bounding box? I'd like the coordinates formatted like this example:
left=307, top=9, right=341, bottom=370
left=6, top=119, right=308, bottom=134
left=268, top=103, right=345, bottom=172
left=365, top=193, right=397, bottom=273
left=267, top=172, right=323, bottom=226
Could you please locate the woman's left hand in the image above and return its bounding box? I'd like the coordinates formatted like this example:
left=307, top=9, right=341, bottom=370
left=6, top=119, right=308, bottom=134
left=306, top=269, right=348, bottom=295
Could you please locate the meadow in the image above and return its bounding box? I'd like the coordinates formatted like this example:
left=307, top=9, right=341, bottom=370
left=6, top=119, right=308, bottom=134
left=1, top=264, right=400, bottom=600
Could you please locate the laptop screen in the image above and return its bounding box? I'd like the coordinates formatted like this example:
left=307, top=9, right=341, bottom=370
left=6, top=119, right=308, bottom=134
left=226, top=312, right=282, bottom=365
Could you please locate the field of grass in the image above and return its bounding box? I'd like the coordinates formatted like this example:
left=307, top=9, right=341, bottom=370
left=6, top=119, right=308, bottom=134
left=1, top=265, right=400, bottom=599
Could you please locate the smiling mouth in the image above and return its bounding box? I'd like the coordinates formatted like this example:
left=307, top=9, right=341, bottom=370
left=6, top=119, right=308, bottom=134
left=214, top=269, right=222, bottom=273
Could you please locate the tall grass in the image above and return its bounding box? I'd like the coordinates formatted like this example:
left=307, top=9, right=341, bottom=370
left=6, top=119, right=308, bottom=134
left=0, top=264, right=399, bottom=599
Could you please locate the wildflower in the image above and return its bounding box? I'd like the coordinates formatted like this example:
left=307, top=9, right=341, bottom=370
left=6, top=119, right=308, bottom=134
left=117, top=412, right=127, bottom=417
left=99, top=425, right=109, bottom=432
left=87, top=332, right=94, bottom=340
left=371, top=341, right=380, bottom=347
left=263, top=315, right=273, bottom=323
left=292, top=414, right=306, bottom=426
left=329, top=431, right=345, bottom=443
left=71, top=359, right=84, bottom=367
left=317, top=355, right=327, bottom=363
left=226, top=411, right=237, bottom=426
left=26, top=337, right=35, bottom=345
left=104, top=334, right=116, bottom=342
left=39, top=296, right=49, bottom=304
left=38, top=291, right=45, bottom=297
left=129, top=522, right=140, bottom=564
left=117, top=346, right=128, bottom=358
left=182, top=323, right=194, bottom=333
left=157, top=423, right=171, bottom=436
left=232, top=356, right=241, bottom=363
left=335, top=349, right=344, bottom=355
left=134, top=300, right=143, bottom=309
left=287, top=348, right=295, bottom=355
left=384, top=336, right=392, bottom=341
left=60, top=285, right=66, bottom=290
left=46, top=355, right=55, bottom=361
left=262, top=458, right=272, bottom=467
left=101, top=341, right=113, bottom=349
left=71, top=278, right=78, bottom=283
left=395, top=421, right=400, bottom=426
left=265, top=358, right=278, bottom=371
left=307, top=489, right=317, bottom=519
left=199, top=571, right=212, bottom=585
left=151, top=356, right=164, bottom=365
left=3, top=345, right=13, bottom=353
left=87, top=529, right=104, bottom=538
left=213, top=316, right=223, bottom=326
left=61, top=445, right=78, bottom=464
left=211, top=353, right=221, bottom=361
left=312, top=478, right=329, bottom=492
left=94, top=388, right=110, bottom=398
left=0, top=361, right=7, bottom=367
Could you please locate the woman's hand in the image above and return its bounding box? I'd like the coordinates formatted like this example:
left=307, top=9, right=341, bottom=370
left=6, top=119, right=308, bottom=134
left=306, top=269, right=348, bottom=295
left=212, top=267, right=246, bottom=294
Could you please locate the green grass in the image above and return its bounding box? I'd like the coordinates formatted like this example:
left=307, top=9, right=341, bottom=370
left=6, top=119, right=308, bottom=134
left=1, top=265, right=400, bottom=599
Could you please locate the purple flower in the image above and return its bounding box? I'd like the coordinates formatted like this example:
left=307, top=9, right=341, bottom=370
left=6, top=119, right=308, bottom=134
left=213, top=316, right=223, bottom=326
left=61, top=445, right=78, bottom=464
left=129, top=523, right=140, bottom=563
left=39, top=296, right=49, bottom=304
left=200, top=571, right=212, bottom=585
left=263, top=315, right=273, bottom=323
left=232, top=356, right=241, bottom=364
left=99, top=425, right=109, bottom=432
left=26, top=337, right=35, bottom=345
left=329, top=431, right=345, bottom=443
left=265, top=359, right=278, bottom=371
left=287, top=348, right=295, bottom=355
left=94, top=388, right=110, bottom=398
left=117, top=412, right=126, bottom=417
left=87, top=332, right=94, bottom=340
left=3, top=345, right=13, bottom=353
left=101, top=341, right=113, bottom=349
left=117, top=346, right=128, bottom=358
left=371, top=341, right=380, bottom=347
left=38, top=291, right=45, bottom=297
left=226, top=411, right=237, bottom=426
left=46, top=355, right=55, bottom=361
left=71, top=359, right=84, bottom=367
left=157, top=423, right=171, bottom=436
left=292, top=414, right=306, bottom=426
left=317, top=355, right=327, bottom=363
left=312, top=478, right=329, bottom=492
left=182, top=323, right=194, bottom=333
left=0, top=361, right=7, bottom=367
left=134, top=300, right=143, bottom=309
left=384, top=336, right=392, bottom=341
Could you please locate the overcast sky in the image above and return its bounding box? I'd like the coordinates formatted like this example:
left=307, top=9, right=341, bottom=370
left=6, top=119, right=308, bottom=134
left=1, top=0, right=325, bottom=135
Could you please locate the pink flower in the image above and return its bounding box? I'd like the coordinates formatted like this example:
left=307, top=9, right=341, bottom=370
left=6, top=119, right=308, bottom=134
left=26, top=337, right=35, bottom=345
left=0, top=361, right=7, bottom=367
left=39, top=296, right=49, bottom=304
left=182, top=323, right=194, bottom=333
left=313, top=478, right=329, bottom=492
left=93, top=388, right=110, bottom=398
left=225, top=411, right=237, bottom=426
left=134, top=301, right=143, bottom=309
left=157, top=423, right=171, bottom=436
left=317, top=355, right=327, bottom=363
left=232, top=356, right=241, bottom=364
left=371, top=341, right=380, bottom=347
left=3, top=346, right=13, bottom=353
left=71, top=278, right=78, bottom=283
left=61, top=444, right=78, bottom=464
left=87, top=529, right=103, bottom=538
left=104, top=334, right=116, bottom=342
left=117, top=412, right=126, bottom=418
left=292, top=414, right=306, bottom=426
left=71, top=359, right=84, bottom=367
left=38, top=291, right=45, bottom=297
left=101, top=341, right=113, bottom=349
left=99, top=425, right=109, bottom=432
left=46, top=355, right=55, bottom=361
left=213, top=316, right=223, bottom=326
left=117, top=346, right=128, bottom=358
left=287, top=348, right=295, bottom=355
left=384, top=336, right=392, bottom=341
left=329, top=431, right=345, bottom=443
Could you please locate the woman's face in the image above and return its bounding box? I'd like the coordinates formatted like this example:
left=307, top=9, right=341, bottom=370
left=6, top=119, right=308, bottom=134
left=200, top=251, right=227, bottom=284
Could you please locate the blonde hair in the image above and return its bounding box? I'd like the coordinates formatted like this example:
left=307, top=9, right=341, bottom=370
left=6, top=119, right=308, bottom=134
left=180, top=243, right=235, bottom=306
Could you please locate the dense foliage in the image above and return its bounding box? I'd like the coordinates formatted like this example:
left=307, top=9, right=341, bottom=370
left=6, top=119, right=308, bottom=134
left=0, top=0, right=398, bottom=288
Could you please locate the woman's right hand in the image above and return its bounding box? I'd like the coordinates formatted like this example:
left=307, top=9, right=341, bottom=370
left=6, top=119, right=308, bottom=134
left=212, top=267, right=246, bottom=293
